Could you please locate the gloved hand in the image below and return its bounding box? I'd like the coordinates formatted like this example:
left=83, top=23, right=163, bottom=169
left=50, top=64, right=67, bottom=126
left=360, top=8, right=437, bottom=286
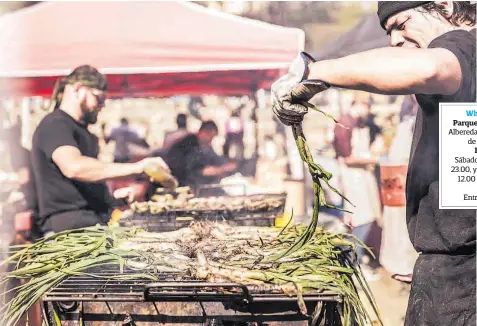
left=271, top=52, right=330, bottom=125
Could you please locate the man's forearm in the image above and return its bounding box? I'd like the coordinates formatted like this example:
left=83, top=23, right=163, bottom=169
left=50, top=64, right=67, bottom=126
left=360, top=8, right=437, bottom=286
left=66, top=156, right=141, bottom=182
left=309, top=47, right=460, bottom=96
left=202, top=165, right=224, bottom=177
left=203, top=163, right=236, bottom=178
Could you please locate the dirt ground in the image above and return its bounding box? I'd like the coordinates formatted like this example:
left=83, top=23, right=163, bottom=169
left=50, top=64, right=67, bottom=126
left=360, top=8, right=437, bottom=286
left=363, top=268, right=410, bottom=326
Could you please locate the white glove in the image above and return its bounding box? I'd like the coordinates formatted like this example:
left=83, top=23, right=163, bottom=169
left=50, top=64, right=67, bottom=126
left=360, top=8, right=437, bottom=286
left=271, top=52, right=330, bottom=126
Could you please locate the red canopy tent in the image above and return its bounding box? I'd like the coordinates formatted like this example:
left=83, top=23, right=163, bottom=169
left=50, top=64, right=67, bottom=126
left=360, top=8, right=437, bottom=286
left=0, top=1, right=304, bottom=98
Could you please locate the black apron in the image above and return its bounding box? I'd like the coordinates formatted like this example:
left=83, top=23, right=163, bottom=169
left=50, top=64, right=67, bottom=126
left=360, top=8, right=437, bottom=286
left=405, top=253, right=476, bottom=326
left=41, top=209, right=109, bottom=233
left=404, top=29, right=477, bottom=326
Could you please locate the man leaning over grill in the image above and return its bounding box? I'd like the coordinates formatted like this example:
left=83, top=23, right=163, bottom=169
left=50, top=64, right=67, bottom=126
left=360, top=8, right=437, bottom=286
left=159, top=120, right=237, bottom=196
left=271, top=2, right=475, bottom=326
left=30, top=65, right=170, bottom=235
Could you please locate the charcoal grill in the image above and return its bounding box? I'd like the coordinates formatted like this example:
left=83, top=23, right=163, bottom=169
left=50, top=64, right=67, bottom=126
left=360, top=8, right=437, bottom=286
left=120, top=188, right=287, bottom=232
left=41, top=266, right=343, bottom=325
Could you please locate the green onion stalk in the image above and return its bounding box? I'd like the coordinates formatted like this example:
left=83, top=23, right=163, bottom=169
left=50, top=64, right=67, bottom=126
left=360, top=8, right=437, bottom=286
left=262, top=102, right=383, bottom=324
left=0, top=226, right=157, bottom=326
left=271, top=102, right=354, bottom=261
left=196, top=224, right=383, bottom=325
left=1, top=222, right=383, bottom=326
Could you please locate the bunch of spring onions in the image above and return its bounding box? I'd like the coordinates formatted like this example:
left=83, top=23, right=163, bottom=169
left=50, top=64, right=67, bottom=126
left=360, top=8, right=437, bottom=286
left=1, top=223, right=382, bottom=326
left=0, top=226, right=155, bottom=326
left=273, top=102, right=354, bottom=260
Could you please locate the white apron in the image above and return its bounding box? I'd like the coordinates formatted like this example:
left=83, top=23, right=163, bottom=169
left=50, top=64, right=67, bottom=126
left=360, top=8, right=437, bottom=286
left=379, top=118, right=418, bottom=274
left=340, top=127, right=381, bottom=227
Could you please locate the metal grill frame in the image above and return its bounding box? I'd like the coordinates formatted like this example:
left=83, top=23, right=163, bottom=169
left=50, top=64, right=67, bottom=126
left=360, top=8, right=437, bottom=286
left=120, top=191, right=287, bottom=232
left=40, top=267, right=343, bottom=325
left=40, top=301, right=343, bottom=325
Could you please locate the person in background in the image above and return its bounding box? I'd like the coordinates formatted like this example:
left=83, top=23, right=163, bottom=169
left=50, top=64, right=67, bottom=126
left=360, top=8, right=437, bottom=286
left=163, top=113, right=189, bottom=149
left=357, top=101, right=386, bottom=210
left=162, top=120, right=237, bottom=194
left=103, top=117, right=149, bottom=163
left=187, top=96, right=205, bottom=121
left=334, top=98, right=383, bottom=162
left=271, top=2, right=475, bottom=324
left=399, top=94, right=419, bottom=123
left=1, top=122, right=43, bottom=326
left=31, top=65, right=170, bottom=234
left=223, top=109, right=245, bottom=162
left=333, top=100, right=361, bottom=160
left=387, top=95, right=418, bottom=161
left=333, top=98, right=382, bottom=281
left=380, top=115, right=397, bottom=155
left=381, top=95, right=420, bottom=284
left=4, top=121, right=40, bottom=240
left=362, top=101, right=382, bottom=149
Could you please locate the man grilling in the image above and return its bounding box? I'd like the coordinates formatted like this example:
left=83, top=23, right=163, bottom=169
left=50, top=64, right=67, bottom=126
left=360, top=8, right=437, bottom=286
left=160, top=120, right=237, bottom=195
left=31, top=65, right=170, bottom=234
left=103, top=117, right=150, bottom=163
left=271, top=2, right=475, bottom=325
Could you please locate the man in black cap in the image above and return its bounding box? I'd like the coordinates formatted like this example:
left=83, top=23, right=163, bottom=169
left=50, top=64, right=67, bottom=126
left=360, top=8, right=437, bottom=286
left=271, top=2, right=475, bottom=325
left=31, top=65, right=170, bottom=234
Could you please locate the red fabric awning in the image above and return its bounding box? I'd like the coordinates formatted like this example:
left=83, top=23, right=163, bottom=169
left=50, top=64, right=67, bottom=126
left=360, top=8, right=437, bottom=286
left=0, top=1, right=304, bottom=97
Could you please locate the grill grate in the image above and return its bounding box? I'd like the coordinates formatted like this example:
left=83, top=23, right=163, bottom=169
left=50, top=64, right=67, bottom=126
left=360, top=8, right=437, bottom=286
left=43, top=265, right=341, bottom=303
left=41, top=266, right=343, bottom=325
left=120, top=193, right=286, bottom=232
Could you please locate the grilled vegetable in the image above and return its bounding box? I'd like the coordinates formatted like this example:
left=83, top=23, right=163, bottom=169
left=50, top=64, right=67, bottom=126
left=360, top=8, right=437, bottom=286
left=1, top=223, right=382, bottom=326
left=272, top=105, right=354, bottom=260
left=130, top=193, right=285, bottom=214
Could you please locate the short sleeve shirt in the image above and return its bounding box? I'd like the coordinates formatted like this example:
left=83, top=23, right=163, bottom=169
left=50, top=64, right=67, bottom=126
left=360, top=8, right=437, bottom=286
left=31, top=110, right=111, bottom=224
left=163, top=134, right=227, bottom=187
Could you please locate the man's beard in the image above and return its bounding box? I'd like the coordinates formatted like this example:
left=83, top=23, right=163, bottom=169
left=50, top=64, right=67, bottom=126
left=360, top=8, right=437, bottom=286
left=80, top=102, right=98, bottom=125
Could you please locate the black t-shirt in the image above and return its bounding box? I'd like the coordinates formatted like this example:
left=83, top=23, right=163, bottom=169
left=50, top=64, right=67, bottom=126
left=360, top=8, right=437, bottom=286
left=163, top=134, right=227, bottom=188
left=407, top=29, right=476, bottom=254
left=31, top=110, right=111, bottom=231
left=162, top=134, right=200, bottom=187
